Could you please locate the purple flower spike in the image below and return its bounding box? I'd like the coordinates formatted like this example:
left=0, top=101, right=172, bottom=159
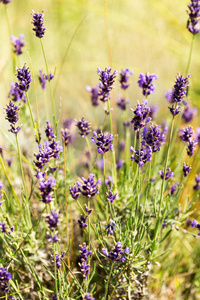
left=5, top=101, right=21, bottom=134
left=183, top=163, right=192, bottom=177
left=91, top=131, right=114, bottom=154
left=69, top=184, right=80, bottom=199
left=32, top=11, right=46, bottom=38
left=0, top=0, right=12, bottom=4
left=102, top=242, right=129, bottom=262
left=130, top=141, right=152, bottom=167
left=97, top=67, right=117, bottom=102
left=0, top=267, right=12, bottom=293
left=77, top=173, right=101, bottom=198
left=158, top=168, right=174, bottom=180
left=79, top=243, right=92, bottom=279
left=130, top=100, right=151, bottom=131
left=38, top=70, right=46, bottom=89
left=84, top=292, right=95, bottom=300
left=179, top=126, right=194, bottom=142
left=142, top=124, right=166, bottom=152
left=106, top=221, right=116, bottom=235
left=0, top=222, right=6, bottom=233
left=106, top=188, right=117, bottom=203
left=182, top=105, right=197, bottom=123
left=8, top=82, right=26, bottom=102
left=119, top=68, right=133, bottom=90
left=117, top=97, right=129, bottom=110
left=10, top=34, right=25, bottom=55
left=187, top=0, right=200, bottom=34
left=46, top=211, right=59, bottom=231
left=78, top=215, right=88, bottom=229
left=168, top=105, right=181, bottom=116
left=171, top=73, right=190, bottom=103
left=61, top=128, right=71, bottom=146
left=39, top=176, right=56, bottom=203
left=76, top=117, right=90, bottom=138
left=52, top=254, right=61, bottom=269
left=16, top=65, right=32, bottom=92
left=45, top=121, right=55, bottom=141
left=138, top=72, right=158, bottom=96
left=85, top=85, right=100, bottom=107
left=193, top=174, right=200, bottom=190
left=187, top=140, right=196, bottom=156
left=195, top=127, right=200, bottom=146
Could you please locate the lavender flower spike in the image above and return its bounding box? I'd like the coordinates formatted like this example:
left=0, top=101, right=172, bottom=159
left=171, top=73, right=190, bottom=103
left=138, top=72, right=158, bottom=96
left=183, top=163, right=192, bottom=177
left=0, top=267, right=12, bottom=292
left=77, top=173, right=101, bottom=198
left=32, top=10, right=46, bottom=38
left=91, top=131, right=114, bottom=154
left=84, top=293, right=95, bottom=300
left=8, top=82, right=26, bottom=102
left=130, top=100, right=151, bottom=131
left=130, top=141, right=152, bottom=167
left=0, top=0, right=12, bottom=4
left=10, top=34, right=25, bottom=55
left=85, top=85, right=100, bottom=107
left=119, top=68, right=133, bottom=90
left=187, top=0, right=200, bottom=34
left=158, top=168, right=174, bottom=180
left=5, top=101, right=21, bottom=134
left=97, top=67, right=117, bottom=102
left=76, top=117, right=90, bottom=138
left=45, top=211, right=59, bottom=231
left=16, top=65, right=32, bottom=92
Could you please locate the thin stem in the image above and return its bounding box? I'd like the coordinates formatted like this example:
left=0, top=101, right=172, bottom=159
left=64, top=143, right=70, bottom=267
left=16, top=134, right=27, bottom=199
left=53, top=244, right=59, bottom=300
left=185, top=35, right=195, bottom=75
left=26, top=92, right=36, bottom=131
left=104, top=263, right=114, bottom=300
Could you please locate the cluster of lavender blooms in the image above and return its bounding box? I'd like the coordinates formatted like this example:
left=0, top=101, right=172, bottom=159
left=183, top=163, right=192, bottom=177
left=10, top=34, right=25, bottom=55
left=85, top=85, right=100, bottom=107
left=91, top=131, right=114, bottom=154
left=179, top=126, right=196, bottom=157
left=84, top=293, right=95, bottom=300
left=78, top=205, right=92, bottom=229
left=138, top=72, right=158, bottom=96
left=130, top=100, right=151, bottom=131
left=106, top=221, right=116, bottom=235
left=8, top=82, right=26, bottom=103
left=117, top=97, right=129, bottom=110
left=187, top=0, right=200, bottom=34
left=142, top=124, right=166, bottom=153
left=193, top=174, right=200, bottom=190
left=38, top=173, right=56, bottom=203
left=130, top=141, right=152, bottom=167
left=76, top=117, right=90, bottom=138
left=77, top=174, right=101, bottom=199
left=106, top=188, right=117, bottom=203
left=191, top=219, right=200, bottom=235
left=32, top=11, right=46, bottom=38
left=119, top=68, right=133, bottom=89
left=97, top=67, right=117, bottom=102
left=102, top=242, right=129, bottom=262
left=52, top=253, right=65, bottom=269
left=38, top=70, right=54, bottom=89
left=158, top=168, right=174, bottom=180
left=5, top=101, right=21, bottom=134
left=0, top=267, right=12, bottom=292
left=79, top=243, right=92, bottom=279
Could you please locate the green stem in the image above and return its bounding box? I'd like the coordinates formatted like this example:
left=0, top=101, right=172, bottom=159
left=40, top=39, right=57, bottom=135
left=185, top=35, right=195, bottom=75
left=26, top=92, right=36, bottom=131
left=105, top=263, right=114, bottom=300
left=53, top=244, right=59, bottom=300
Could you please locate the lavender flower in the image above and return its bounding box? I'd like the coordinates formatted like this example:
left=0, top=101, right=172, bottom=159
left=76, top=118, right=90, bottom=138
left=45, top=121, right=55, bottom=141
left=130, top=100, right=151, bottom=131
left=158, top=168, right=174, bottom=180
left=117, top=97, right=129, bottom=110
left=69, top=184, right=80, bottom=200
left=105, top=176, right=113, bottom=187
left=106, top=221, right=116, bottom=235
left=0, top=0, right=12, bottom=4
left=106, top=188, right=117, bottom=203
left=49, top=139, right=63, bottom=159
left=138, top=72, right=158, bottom=96
left=79, top=243, right=92, bottom=279
left=195, top=127, right=200, bottom=146
left=0, top=222, right=6, bottom=233
left=142, top=124, right=166, bottom=152
left=190, top=219, right=200, bottom=235
left=39, top=176, right=56, bottom=203
left=10, top=34, right=25, bottom=55
left=116, top=159, right=124, bottom=170
left=168, top=105, right=181, bottom=116
left=78, top=215, right=88, bottom=229
left=183, top=163, right=192, bottom=177
left=61, top=128, right=70, bottom=146
left=130, top=141, right=152, bottom=167
left=187, top=0, right=200, bottom=34
left=171, top=74, right=190, bottom=103
left=84, top=293, right=95, bottom=300
left=187, top=140, right=196, bottom=156
left=48, top=233, right=58, bottom=243
left=179, top=126, right=194, bottom=142
left=34, top=142, right=52, bottom=169
left=38, top=70, right=46, bottom=89
left=193, top=174, right=200, bottom=190
left=5, top=101, right=21, bottom=134
left=46, top=211, right=59, bottom=231
left=52, top=254, right=61, bottom=269
left=76, top=174, right=101, bottom=198
left=0, top=267, right=12, bottom=292
left=85, top=85, right=100, bottom=106
left=8, top=82, right=26, bottom=102
left=182, top=105, right=197, bottom=123
left=102, top=242, right=129, bottom=262
left=165, top=89, right=173, bottom=103
left=170, top=184, right=177, bottom=195
left=91, top=131, right=114, bottom=154
left=119, top=68, right=133, bottom=89
left=97, top=67, right=117, bottom=102
left=16, top=65, right=32, bottom=92
left=32, top=11, right=46, bottom=38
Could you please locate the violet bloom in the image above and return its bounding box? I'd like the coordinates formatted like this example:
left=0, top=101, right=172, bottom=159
left=119, top=68, right=133, bottom=89
left=97, top=67, right=117, bottom=102
left=85, top=85, right=100, bottom=106
left=76, top=117, right=90, bottom=138
left=0, top=0, right=12, bottom=4
left=34, top=142, right=52, bottom=169
left=52, top=254, right=61, bottom=269
left=138, top=72, right=158, bottom=96
left=106, top=221, right=116, bottom=235
left=48, top=233, right=58, bottom=243
left=78, top=215, right=88, bottom=229
left=179, top=126, right=194, bottom=142
left=49, top=139, right=63, bottom=159
left=39, top=176, right=56, bottom=203
left=79, top=243, right=92, bottom=279
left=69, top=184, right=80, bottom=200
left=61, top=128, right=70, bottom=146
left=130, top=100, right=151, bottom=131
left=158, top=168, right=174, bottom=180
left=5, top=101, right=21, bottom=134
left=190, top=219, right=200, bottom=235
left=105, top=176, right=113, bottom=187
left=193, top=174, right=200, bottom=190
left=187, top=0, right=200, bottom=34
left=16, top=65, right=32, bottom=92
left=10, top=34, right=25, bottom=55
left=187, top=140, right=196, bottom=156
left=0, top=222, right=6, bottom=233
left=182, top=106, right=197, bottom=123
left=38, top=70, right=46, bottom=89
left=84, top=293, right=95, bottom=300
left=168, top=105, right=181, bottom=116
left=76, top=173, right=101, bottom=198
left=142, top=124, right=166, bottom=152
left=0, top=267, right=12, bottom=293
left=32, top=11, right=46, bottom=38
left=8, top=82, right=26, bottom=102
left=102, top=242, right=129, bottom=262
left=170, top=184, right=177, bottom=195
left=117, top=97, right=129, bottom=110
left=45, top=121, right=55, bottom=141
left=106, top=188, right=117, bottom=203
left=171, top=74, right=190, bottom=103
left=91, top=131, right=114, bottom=154
left=183, top=163, right=192, bottom=177
left=130, top=141, right=152, bottom=167
left=46, top=211, right=59, bottom=231
left=116, top=159, right=124, bottom=170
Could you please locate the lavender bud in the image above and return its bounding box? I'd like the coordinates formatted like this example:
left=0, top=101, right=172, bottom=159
left=138, top=72, right=157, bottom=96
left=32, top=10, right=46, bottom=38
